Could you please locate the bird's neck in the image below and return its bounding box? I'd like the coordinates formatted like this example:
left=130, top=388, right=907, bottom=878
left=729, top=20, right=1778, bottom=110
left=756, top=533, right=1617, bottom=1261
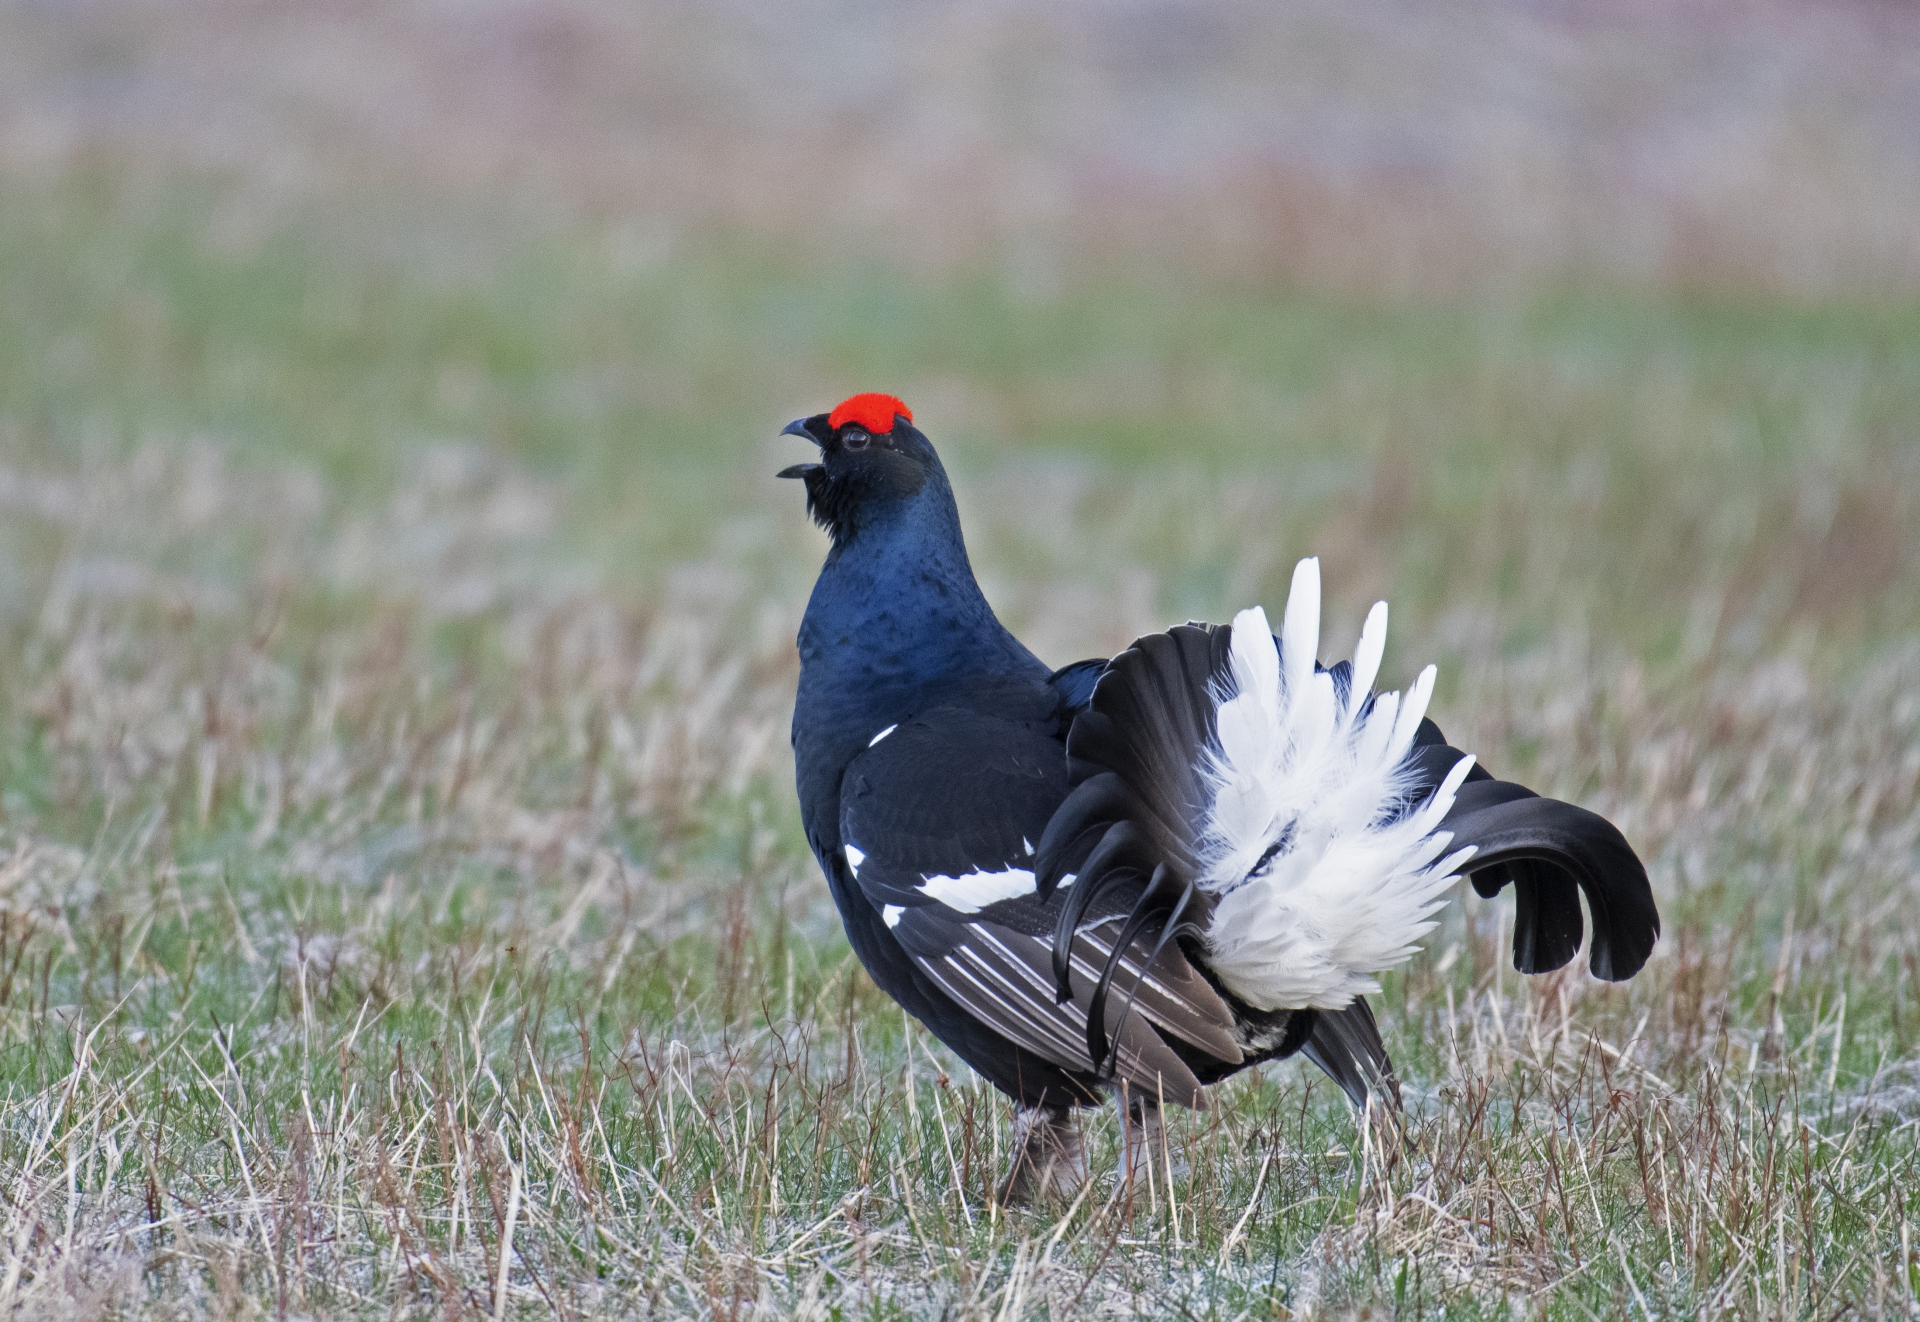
left=795, top=487, right=1049, bottom=730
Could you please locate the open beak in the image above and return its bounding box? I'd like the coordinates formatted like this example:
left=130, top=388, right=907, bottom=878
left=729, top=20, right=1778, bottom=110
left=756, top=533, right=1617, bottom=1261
left=779, top=415, right=826, bottom=479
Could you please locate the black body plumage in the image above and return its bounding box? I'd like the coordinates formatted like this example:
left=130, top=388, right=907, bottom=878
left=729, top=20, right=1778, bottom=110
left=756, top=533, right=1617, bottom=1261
left=783, top=397, right=1660, bottom=1133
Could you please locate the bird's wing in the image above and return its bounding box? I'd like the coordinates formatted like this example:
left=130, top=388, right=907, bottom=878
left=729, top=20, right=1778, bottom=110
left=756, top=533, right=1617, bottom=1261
left=838, top=708, right=1240, bottom=1107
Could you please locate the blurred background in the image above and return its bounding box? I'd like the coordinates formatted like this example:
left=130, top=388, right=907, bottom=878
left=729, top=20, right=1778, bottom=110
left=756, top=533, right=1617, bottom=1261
left=6, top=0, right=1920, bottom=615
left=1, top=0, right=1917, bottom=894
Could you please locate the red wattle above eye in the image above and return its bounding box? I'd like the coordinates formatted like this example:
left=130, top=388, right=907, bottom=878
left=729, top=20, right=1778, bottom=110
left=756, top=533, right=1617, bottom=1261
left=828, top=393, right=911, bottom=434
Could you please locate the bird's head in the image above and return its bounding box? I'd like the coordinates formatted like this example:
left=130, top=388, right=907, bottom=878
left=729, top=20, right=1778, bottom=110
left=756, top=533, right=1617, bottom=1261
left=779, top=393, right=947, bottom=548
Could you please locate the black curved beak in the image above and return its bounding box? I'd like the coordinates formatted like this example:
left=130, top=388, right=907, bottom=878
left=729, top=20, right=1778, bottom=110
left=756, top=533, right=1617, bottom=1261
left=779, top=414, right=828, bottom=479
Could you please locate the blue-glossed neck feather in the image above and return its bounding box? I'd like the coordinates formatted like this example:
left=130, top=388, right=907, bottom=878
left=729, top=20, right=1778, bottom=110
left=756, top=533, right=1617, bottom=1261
left=787, top=416, right=1055, bottom=853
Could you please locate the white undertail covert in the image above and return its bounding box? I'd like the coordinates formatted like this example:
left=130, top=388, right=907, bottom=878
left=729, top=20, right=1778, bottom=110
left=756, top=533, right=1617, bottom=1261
left=1200, top=558, right=1478, bottom=1011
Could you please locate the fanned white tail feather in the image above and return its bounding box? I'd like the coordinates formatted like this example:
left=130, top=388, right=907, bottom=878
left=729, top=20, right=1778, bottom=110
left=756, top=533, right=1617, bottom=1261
left=1201, top=558, right=1476, bottom=1011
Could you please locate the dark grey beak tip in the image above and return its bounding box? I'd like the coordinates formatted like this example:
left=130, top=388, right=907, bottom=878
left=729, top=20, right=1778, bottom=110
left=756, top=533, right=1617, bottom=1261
left=777, top=463, right=822, bottom=480
left=780, top=418, right=818, bottom=440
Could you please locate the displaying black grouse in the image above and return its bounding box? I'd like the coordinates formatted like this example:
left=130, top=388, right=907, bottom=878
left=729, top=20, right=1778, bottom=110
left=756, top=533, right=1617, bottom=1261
left=781, top=393, right=1659, bottom=1200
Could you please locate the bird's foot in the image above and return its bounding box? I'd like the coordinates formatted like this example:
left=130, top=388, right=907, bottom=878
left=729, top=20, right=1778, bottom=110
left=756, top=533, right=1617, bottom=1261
left=1118, top=1095, right=1188, bottom=1188
left=997, top=1104, right=1086, bottom=1206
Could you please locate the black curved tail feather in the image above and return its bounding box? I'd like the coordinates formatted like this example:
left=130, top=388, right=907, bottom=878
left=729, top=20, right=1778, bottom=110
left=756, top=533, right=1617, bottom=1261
left=1300, top=998, right=1399, bottom=1111
left=1407, top=731, right=1660, bottom=981
left=1037, top=625, right=1226, bottom=1082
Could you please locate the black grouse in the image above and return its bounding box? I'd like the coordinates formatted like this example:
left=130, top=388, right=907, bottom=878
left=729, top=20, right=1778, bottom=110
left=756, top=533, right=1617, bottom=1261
left=781, top=393, right=1659, bottom=1200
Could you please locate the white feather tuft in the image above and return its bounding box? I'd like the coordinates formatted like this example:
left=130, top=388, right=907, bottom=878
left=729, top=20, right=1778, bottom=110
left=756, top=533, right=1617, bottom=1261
left=918, top=867, right=1037, bottom=914
left=1348, top=601, right=1388, bottom=716
left=1278, top=558, right=1320, bottom=700
left=1198, top=560, right=1474, bottom=1011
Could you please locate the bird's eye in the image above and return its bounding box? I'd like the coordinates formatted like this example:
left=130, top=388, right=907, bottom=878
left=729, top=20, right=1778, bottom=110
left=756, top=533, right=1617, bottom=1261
left=841, top=427, right=871, bottom=451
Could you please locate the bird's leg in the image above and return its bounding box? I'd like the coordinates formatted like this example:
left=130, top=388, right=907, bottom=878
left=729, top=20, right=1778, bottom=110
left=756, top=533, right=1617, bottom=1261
left=998, top=1103, right=1085, bottom=1205
left=1120, top=1092, right=1188, bottom=1190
